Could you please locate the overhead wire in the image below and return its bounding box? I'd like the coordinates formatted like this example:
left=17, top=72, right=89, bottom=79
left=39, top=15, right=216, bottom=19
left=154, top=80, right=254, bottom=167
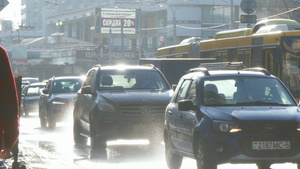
left=139, top=6, right=300, bottom=31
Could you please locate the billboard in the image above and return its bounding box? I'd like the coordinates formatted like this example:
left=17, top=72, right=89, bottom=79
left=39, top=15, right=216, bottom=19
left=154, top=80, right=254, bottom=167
left=95, top=8, right=136, bottom=35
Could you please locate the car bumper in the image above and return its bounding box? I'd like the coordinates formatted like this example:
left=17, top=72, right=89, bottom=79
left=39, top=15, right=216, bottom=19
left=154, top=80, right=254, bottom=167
left=50, top=103, right=74, bottom=120
left=24, top=103, right=39, bottom=112
left=204, top=131, right=300, bottom=164
left=91, top=110, right=165, bottom=140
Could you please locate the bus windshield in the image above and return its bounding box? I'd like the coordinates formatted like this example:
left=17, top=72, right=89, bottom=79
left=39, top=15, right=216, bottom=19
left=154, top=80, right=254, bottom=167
left=282, top=50, right=300, bottom=96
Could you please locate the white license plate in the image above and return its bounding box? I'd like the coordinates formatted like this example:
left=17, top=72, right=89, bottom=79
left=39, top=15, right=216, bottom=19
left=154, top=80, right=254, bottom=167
left=252, top=141, right=290, bottom=150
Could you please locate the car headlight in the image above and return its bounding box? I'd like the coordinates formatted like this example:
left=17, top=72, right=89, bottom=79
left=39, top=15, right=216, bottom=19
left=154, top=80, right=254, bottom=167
left=97, top=102, right=116, bottom=113
left=212, top=120, right=242, bottom=133
left=297, top=123, right=300, bottom=131
left=52, top=101, right=65, bottom=105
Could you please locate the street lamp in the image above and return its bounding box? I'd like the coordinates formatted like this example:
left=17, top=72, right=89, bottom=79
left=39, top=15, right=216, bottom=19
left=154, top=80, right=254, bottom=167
left=160, top=3, right=176, bottom=45
left=56, top=21, right=63, bottom=44
left=56, top=21, right=63, bottom=33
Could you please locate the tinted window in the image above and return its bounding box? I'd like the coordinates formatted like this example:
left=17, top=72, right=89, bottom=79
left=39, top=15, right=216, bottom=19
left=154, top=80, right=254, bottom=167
left=175, top=80, right=192, bottom=103
left=26, top=86, right=45, bottom=96
left=53, top=79, right=83, bottom=93
left=202, top=77, right=296, bottom=106
left=97, top=69, right=169, bottom=90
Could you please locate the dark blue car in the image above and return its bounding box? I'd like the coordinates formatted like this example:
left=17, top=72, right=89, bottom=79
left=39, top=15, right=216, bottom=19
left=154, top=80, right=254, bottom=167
left=164, top=68, right=299, bottom=169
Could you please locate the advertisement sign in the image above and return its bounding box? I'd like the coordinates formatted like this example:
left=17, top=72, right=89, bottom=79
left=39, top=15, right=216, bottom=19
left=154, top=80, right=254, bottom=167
left=95, top=8, right=136, bottom=35
left=76, top=46, right=139, bottom=65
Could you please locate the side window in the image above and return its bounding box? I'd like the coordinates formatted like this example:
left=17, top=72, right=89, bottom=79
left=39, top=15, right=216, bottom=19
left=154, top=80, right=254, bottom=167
left=186, top=81, right=197, bottom=105
left=175, top=80, right=192, bottom=103
left=82, top=70, right=94, bottom=87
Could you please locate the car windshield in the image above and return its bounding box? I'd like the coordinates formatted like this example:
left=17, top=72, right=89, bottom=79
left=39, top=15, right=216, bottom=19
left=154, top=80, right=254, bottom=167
left=202, top=76, right=296, bottom=106
left=52, top=79, right=83, bottom=93
left=98, top=69, right=170, bottom=90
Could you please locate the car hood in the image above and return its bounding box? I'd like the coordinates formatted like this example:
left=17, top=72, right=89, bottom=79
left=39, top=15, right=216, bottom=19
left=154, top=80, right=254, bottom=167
left=204, top=106, right=300, bottom=122
left=98, top=90, right=173, bottom=104
left=52, top=93, right=77, bottom=100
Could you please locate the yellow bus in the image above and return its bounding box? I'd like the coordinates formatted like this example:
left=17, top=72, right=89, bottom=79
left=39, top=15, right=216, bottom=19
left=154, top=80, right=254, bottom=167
left=157, top=19, right=300, bottom=100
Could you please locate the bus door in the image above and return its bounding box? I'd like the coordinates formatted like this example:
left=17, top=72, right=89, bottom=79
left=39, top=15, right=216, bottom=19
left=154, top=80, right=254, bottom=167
left=251, top=37, right=263, bottom=67
left=264, top=48, right=276, bottom=75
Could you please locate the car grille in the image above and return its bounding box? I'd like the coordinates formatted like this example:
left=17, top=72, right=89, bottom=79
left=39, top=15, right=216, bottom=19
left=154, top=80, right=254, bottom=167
left=241, top=122, right=297, bottom=133
left=119, top=104, right=166, bottom=116
left=238, top=135, right=300, bottom=157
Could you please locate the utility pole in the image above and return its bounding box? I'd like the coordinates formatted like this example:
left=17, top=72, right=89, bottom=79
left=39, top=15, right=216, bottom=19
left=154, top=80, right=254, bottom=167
left=231, top=0, right=234, bottom=29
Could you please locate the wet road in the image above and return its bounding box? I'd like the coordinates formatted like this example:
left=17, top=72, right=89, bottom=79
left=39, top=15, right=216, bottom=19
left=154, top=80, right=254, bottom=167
left=17, top=112, right=299, bottom=169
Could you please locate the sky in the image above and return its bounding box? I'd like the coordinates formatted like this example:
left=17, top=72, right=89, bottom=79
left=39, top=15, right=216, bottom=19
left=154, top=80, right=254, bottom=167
left=0, top=0, right=21, bottom=27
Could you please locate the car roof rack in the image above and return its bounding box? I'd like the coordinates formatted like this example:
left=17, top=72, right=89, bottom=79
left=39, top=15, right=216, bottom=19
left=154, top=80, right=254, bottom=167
left=142, top=64, right=155, bottom=68
left=93, top=64, right=101, bottom=68
left=188, top=67, right=210, bottom=76
left=242, top=67, right=270, bottom=75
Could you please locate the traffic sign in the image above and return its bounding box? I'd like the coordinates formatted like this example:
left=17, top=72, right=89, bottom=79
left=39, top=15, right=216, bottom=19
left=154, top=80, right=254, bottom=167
left=240, top=0, right=256, bottom=14
left=0, top=0, right=9, bottom=12
left=241, top=15, right=257, bottom=23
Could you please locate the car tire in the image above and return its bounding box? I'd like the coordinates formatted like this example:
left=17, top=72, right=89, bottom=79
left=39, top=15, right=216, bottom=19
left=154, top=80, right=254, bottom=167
left=90, top=117, right=106, bottom=153
left=47, top=108, right=56, bottom=129
left=24, top=110, right=29, bottom=117
left=195, top=137, right=217, bottom=169
left=256, top=162, right=271, bottom=169
left=40, top=117, right=47, bottom=128
left=165, top=133, right=182, bottom=169
left=73, top=120, right=88, bottom=146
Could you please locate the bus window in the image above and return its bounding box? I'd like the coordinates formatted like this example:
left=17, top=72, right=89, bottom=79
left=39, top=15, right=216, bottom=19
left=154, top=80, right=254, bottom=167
left=228, top=49, right=237, bottom=62
left=216, top=51, right=228, bottom=62
left=237, top=49, right=250, bottom=68
left=282, top=52, right=300, bottom=93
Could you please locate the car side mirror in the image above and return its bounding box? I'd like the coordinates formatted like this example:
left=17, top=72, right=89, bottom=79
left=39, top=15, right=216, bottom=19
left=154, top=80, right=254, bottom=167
left=42, top=89, right=49, bottom=94
left=178, top=100, right=197, bottom=111
left=172, top=84, right=177, bottom=91
left=81, top=85, right=92, bottom=94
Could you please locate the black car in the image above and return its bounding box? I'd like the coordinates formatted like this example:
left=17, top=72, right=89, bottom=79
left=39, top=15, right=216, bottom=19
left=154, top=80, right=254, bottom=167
left=73, top=65, right=172, bottom=153
left=21, top=82, right=46, bottom=116
left=39, top=76, right=83, bottom=129
left=164, top=67, right=299, bottom=169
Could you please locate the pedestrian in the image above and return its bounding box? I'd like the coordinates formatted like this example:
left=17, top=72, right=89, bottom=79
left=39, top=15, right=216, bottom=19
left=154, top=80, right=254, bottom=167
left=0, top=46, right=19, bottom=161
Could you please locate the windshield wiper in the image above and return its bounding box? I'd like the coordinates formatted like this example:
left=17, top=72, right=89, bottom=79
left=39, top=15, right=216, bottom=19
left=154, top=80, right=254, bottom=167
left=236, top=101, right=287, bottom=106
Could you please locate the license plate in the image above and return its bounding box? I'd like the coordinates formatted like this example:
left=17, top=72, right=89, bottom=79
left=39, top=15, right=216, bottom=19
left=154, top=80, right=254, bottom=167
left=252, top=141, right=290, bottom=150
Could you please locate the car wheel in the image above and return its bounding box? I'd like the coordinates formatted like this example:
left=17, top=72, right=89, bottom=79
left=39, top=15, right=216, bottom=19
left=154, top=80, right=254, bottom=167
left=47, top=108, right=56, bottom=129
left=165, top=133, right=182, bottom=169
left=256, top=162, right=271, bottom=169
left=90, top=118, right=106, bottom=153
left=24, top=110, right=29, bottom=117
left=39, top=107, right=47, bottom=127
left=73, top=120, right=88, bottom=146
left=40, top=117, right=47, bottom=128
left=195, top=137, right=217, bottom=169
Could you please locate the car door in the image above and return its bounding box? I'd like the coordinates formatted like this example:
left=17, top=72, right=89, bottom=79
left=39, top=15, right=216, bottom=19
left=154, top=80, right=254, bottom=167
left=169, top=79, right=192, bottom=151
left=76, top=69, right=96, bottom=132
left=177, top=81, right=198, bottom=153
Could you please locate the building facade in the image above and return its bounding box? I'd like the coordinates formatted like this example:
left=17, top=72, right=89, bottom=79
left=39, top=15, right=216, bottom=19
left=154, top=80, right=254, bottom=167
left=10, top=0, right=242, bottom=80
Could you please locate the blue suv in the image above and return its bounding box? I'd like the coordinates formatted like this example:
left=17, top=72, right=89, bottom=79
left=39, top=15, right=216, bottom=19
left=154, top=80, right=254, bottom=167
left=164, top=67, right=300, bottom=169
